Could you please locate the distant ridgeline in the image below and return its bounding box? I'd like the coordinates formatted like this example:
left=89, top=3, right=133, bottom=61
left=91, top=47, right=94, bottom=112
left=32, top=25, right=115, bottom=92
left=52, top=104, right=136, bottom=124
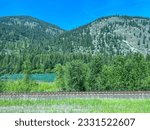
left=0, top=15, right=150, bottom=74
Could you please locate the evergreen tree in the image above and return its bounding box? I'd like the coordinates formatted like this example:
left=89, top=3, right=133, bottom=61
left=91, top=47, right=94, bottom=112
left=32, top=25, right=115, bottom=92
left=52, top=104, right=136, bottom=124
left=89, top=55, right=103, bottom=91
left=63, top=60, right=89, bottom=91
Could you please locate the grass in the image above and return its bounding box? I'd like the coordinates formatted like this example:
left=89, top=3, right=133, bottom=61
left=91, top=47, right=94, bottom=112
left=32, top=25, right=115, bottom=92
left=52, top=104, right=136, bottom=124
left=0, top=80, right=59, bottom=92
left=0, top=98, right=150, bottom=113
left=36, top=82, right=59, bottom=92
left=1, top=80, right=150, bottom=113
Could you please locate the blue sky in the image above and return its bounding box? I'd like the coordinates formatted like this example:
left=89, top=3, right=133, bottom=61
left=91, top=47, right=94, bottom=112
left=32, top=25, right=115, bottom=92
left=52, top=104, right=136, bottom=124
left=0, top=0, right=150, bottom=30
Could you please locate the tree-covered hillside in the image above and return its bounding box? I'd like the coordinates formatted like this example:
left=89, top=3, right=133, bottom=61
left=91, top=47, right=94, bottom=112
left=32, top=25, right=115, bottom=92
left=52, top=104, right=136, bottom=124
left=1, top=15, right=150, bottom=56
left=0, top=16, right=64, bottom=55
left=1, top=15, right=150, bottom=75
left=56, top=15, right=150, bottom=55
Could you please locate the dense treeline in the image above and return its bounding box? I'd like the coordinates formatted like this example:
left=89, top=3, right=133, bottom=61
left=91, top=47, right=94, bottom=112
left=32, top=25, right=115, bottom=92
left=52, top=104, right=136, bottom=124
left=55, top=53, right=150, bottom=91
left=0, top=53, right=93, bottom=74
left=1, top=53, right=150, bottom=91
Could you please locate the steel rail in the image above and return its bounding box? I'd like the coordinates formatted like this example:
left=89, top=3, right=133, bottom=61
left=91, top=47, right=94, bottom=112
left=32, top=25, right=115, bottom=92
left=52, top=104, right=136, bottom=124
left=0, top=91, right=150, bottom=99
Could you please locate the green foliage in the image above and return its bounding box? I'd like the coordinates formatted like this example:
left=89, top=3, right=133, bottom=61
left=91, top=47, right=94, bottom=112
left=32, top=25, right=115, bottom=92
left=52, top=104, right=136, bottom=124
left=23, top=73, right=30, bottom=83
left=3, top=80, right=36, bottom=92
left=65, top=60, right=89, bottom=91
left=0, top=53, right=92, bottom=74
left=0, top=81, right=5, bottom=92
left=36, top=82, right=59, bottom=92
left=54, top=53, right=150, bottom=91
left=1, top=53, right=150, bottom=92
left=0, top=71, right=58, bottom=92
left=96, top=65, right=116, bottom=91
left=54, top=64, right=65, bottom=90
left=141, top=76, right=150, bottom=90
left=1, top=80, right=58, bottom=92
left=88, top=55, right=103, bottom=91
left=55, top=60, right=89, bottom=91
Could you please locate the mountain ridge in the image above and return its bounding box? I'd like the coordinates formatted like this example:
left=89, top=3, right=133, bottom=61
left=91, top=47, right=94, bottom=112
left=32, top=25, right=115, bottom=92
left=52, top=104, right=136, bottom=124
left=0, top=15, right=64, bottom=31
left=56, top=15, right=150, bottom=55
left=0, top=15, right=150, bottom=55
left=0, top=15, right=64, bottom=54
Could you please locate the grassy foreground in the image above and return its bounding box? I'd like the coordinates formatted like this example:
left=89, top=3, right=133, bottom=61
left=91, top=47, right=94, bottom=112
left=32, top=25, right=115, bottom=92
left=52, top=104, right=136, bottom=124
left=0, top=99, right=150, bottom=113
left=0, top=80, right=59, bottom=92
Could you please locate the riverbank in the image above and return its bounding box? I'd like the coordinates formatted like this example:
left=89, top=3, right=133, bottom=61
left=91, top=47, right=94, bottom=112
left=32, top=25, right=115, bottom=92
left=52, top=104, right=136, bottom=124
left=0, top=80, right=59, bottom=92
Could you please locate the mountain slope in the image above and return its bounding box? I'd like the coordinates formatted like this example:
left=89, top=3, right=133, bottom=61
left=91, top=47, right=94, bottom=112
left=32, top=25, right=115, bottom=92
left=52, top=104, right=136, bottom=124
left=56, top=15, right=150, bottom=55
left=0, top=15, right=150, bottom=55
left=0, top=16, right=64, bottom=54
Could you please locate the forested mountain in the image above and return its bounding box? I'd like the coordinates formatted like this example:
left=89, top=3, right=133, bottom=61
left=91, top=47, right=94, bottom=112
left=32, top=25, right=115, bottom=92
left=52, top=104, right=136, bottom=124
left=57, top=15, right=150, bottom=55
left=0, top=16, right=64, bottom=55
left=1, top=15, right=150, bottom=55
left=1, top=15, right=150, bottom=74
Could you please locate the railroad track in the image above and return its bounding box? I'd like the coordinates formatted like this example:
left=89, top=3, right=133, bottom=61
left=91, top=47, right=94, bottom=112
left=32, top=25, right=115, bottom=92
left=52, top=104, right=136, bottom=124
left=0, top=91, right=150, bottom=99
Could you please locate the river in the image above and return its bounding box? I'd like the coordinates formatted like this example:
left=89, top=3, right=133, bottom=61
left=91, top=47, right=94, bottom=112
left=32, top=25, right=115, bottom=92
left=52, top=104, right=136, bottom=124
left=0, top=73, right=56, bottom=82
